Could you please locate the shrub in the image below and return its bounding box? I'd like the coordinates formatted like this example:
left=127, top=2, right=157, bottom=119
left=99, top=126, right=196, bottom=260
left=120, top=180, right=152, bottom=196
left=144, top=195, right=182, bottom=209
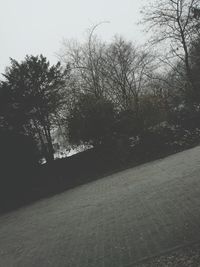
left=68, top=94, right=116, bottom=147
left=0, top=130, right=39, bottom=205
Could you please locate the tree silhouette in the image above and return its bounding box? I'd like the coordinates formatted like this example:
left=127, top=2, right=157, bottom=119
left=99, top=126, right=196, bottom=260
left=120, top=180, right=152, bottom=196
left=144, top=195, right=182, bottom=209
left=0, top=55, right=67, bottom=162
left=142, top=0, right=200, bottom=92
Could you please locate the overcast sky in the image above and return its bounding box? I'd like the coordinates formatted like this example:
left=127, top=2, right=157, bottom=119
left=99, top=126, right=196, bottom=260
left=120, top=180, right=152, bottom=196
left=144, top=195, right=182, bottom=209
left=0, top=0, right=148, bottom=75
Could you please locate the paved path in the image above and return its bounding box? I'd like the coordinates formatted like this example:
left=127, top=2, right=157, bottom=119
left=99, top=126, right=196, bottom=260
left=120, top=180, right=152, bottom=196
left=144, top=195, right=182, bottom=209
left=1, top=147, right=200, bottom=267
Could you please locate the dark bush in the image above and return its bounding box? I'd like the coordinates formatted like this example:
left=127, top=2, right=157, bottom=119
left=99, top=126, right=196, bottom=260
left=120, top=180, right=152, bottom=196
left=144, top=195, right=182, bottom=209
left=68, top=94, right=116, bottom=147
left=115, top=109, right=139, bottom=137
left=0, top=130, right=39, bottom=210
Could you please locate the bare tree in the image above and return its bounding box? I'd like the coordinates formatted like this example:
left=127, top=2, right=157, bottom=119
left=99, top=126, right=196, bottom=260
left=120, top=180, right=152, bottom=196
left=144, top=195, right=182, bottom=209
left=59, top=23, right=109, bottom=100
left=59, top=30, right=156, bottom=119
left=141, top=0, right=200, bottom=91
left=103, top=37, right=155, bottom=112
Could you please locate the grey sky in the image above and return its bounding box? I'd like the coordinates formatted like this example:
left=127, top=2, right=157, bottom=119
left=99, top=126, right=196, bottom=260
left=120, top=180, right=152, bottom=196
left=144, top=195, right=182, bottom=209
left=0, top=0, right=147, bottom=75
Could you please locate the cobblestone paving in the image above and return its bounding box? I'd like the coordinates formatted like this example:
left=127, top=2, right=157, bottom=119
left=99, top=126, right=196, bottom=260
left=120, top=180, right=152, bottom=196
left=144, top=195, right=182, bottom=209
left=1, top=146, right=200, bottom=267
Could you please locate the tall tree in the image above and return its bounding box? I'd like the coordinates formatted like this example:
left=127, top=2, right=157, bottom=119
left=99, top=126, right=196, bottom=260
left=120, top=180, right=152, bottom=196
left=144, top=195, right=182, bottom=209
left=141, top=0, right=200, bottom=92
left=60, top=28, right=107, bottom=99
left=190, top=36, right=200, bottom=101
left=104, top=37, right=154, bottom=112
left=0, top=55, right=67, bottom=162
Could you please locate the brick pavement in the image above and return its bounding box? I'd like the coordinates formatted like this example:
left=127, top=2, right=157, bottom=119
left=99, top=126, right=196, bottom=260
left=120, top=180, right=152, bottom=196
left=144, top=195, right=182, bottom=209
left=1, top=146, right=200, bottom=266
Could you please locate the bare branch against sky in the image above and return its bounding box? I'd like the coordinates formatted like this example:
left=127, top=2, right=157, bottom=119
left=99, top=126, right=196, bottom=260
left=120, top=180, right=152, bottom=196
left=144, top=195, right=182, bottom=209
left=0, top=0, right=148, bottom=75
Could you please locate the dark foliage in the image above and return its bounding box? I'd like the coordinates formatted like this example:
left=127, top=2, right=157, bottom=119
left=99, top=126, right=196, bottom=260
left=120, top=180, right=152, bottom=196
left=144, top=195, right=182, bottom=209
left=0, top=55, right=67, bottom=162
left=0, top=130, right=38, bottom=211
left=68, top=94, right=116, bottom=147
left=115, top=109, right=139, bottom=137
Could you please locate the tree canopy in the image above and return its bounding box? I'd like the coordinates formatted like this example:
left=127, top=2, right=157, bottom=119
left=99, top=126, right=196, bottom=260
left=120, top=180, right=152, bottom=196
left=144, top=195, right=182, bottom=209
left=0, top=55, right=67, bottom=161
